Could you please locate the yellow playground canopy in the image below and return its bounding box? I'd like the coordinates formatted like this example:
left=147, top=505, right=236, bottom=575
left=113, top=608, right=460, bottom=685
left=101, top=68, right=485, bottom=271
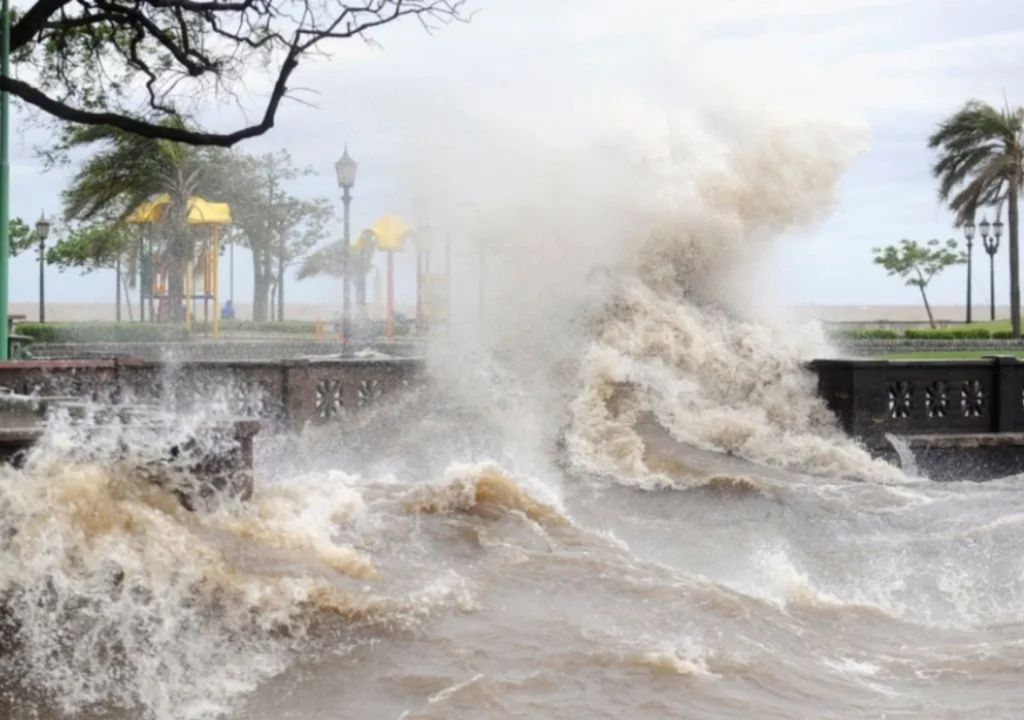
left=371, top=213, right=407, bottom=252
left=126, top=194, right=232, bottom=225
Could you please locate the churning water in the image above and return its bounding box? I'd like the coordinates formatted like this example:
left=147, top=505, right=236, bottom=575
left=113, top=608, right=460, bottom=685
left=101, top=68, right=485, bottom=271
left=3, top=122, right=1022, bottom=720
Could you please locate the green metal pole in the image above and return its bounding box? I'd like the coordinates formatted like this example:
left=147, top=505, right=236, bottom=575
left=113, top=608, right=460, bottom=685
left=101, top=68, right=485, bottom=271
left=0, top=0, right=10, bottom=361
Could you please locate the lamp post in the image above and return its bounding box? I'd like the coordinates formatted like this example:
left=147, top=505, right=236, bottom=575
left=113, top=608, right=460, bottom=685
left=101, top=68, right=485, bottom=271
left=0, top=0, right=11, bottom=359
left=334, top=147, right=357, bottom=352
left=35, top=212, right=50, bottom=322
left=965, top=219, right=976, bottom=323
left=980, top=216, right=1003, bottom=321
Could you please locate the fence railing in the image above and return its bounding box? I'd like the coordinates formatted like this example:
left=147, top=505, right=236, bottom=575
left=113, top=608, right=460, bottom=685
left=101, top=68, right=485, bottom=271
left=810, top=357, right=1024, bottom=446
left=0, top=357, right=425, bottom=430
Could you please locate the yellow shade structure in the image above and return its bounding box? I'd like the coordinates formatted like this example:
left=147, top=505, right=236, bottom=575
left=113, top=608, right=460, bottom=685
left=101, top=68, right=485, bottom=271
left=126, top=194, right=232, bottom=226
left=370, top=213, right=408, bottom=252
left=126, top=194, right=231, bottom=338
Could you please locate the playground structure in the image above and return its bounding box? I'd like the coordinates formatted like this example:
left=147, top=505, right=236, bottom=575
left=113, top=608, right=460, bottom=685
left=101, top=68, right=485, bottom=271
left=369, top=213, right=407, bottom=338
left=121, top=196, right=451, bottom=340
left=126, top=194, right=232, bottom=337
left=358, top=212, right=449, bottom=336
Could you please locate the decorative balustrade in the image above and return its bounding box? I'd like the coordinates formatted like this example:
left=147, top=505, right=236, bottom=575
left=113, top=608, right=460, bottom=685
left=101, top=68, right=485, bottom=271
left=810, top=357, right=1024, bottom=447
left=0, top=357, right=424, bottom=430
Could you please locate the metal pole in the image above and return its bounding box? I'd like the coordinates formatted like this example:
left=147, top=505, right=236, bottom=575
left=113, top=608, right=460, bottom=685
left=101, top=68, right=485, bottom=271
left=966, top=237, right=973, bottom=324
left=991, top=252, right=997, bottom=321
left=386, top=250, right=394, bottom=339
left=229, top=237, right=234, bottom=303
left=148, top=244, right=155, bottom=323
left=212, top=227, right=220, bottom=338
left=0, top=0, right=10, bottom=360
left=115, top=255, right=122, bottom=323
left=341, top=187, right=352, bottom=351
left=38, top=231, right=44, bottom=322
left=138, top=236, right=144, bottom=323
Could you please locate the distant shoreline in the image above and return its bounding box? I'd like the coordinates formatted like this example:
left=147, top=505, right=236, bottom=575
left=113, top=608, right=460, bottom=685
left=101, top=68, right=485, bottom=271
left=11, top=302, right=1002, bottom=324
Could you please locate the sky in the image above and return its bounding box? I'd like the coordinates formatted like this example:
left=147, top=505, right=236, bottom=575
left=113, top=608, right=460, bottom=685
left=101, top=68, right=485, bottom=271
left=8, top=0, right=1024, bottom=316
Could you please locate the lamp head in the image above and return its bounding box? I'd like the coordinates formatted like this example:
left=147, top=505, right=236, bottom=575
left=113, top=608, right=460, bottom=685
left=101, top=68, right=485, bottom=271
left=35, top=212, right=51, bottom=241
left=334, top=147, right=358, bottom=190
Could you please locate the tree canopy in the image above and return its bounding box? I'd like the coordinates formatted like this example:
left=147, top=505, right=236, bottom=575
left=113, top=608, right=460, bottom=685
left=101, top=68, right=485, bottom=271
left=7, top=219, right=33, bottom=256
left=205, top=149, right=332, bottom=320
left=51, top=126, right=333, bottom=321
left=6, top=0, right=466, bottom=146
left=873, top=239, right=965, bottom=328
left=930, top=100, right=1024, bottom=335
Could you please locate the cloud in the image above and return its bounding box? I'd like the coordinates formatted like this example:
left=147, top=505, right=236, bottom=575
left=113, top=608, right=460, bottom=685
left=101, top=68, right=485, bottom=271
left=10, top=0, right=1024, bottom=310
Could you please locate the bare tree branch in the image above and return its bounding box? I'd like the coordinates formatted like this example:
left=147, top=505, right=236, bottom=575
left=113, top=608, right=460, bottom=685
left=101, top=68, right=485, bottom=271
left=7, top=0, right=467, bottom=146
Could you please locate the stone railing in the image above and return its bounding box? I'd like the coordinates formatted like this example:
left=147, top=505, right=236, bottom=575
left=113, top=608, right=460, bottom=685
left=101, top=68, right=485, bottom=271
left=810, top=357, right=1024, bottom=447
left=0, top=357, right=425, bottom=431
left=25, top=338, right=424, bottom=362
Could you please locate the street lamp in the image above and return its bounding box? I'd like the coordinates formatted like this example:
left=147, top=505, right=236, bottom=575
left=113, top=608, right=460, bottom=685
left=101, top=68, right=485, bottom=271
left=965, top=219, right=976, bottom=323
left=35, top=212, right=50, bottom=323
left=0, top=0, right=11, bottom=359
left=334, top=147, right=357, bottom=352
left=980, top=216, right=1003, bottom=321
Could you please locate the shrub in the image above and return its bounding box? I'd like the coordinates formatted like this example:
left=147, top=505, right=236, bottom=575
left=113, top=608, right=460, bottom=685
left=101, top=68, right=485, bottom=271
left=951, top=328, right=992, bottom=339
left=905, top=329, right=953, bottom=339
left=15, top=322, right=60, bottom=343
left=218, top=320, right=319, bottom=334
left=993, top=330, right=1016, bottom=339
left=904, top=328, right=992, bottom=340
left=15, top=322, right=189, bottom=343
left=842, top=328, right=900, bottom=339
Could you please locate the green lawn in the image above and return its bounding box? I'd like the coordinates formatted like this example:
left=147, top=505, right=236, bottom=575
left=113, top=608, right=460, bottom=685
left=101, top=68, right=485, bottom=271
left=881, top=350, right=1024, bottom=360
left=961, top=319, right=1013, bottom=332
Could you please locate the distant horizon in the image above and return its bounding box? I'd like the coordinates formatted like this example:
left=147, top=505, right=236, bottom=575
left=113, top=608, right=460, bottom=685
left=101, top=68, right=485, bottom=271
left=11, top=301, right=1007, bottom=324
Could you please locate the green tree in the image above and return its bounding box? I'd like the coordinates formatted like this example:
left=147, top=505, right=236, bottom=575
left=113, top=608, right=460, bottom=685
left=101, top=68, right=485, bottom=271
left=873, top=239, right=965, bottom=328
left=205, top=150, right=332, bottom=321
left=46, top=222, right=133, bottom=269
left=6, top=1, right=464, bottom=146
left=929, top=101, right=1024, bottom=336
left=57, top=121, right=207, bottom=321
left=8, top=219, right=32, bottom=256
left=46, top=221, right=139, bottom=319
left=55, top=127, right=331, bottom=321
left=298, top=229, right=377, bottom=321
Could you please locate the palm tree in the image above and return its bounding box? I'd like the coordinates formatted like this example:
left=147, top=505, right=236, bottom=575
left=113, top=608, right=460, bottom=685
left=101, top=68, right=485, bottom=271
left=930, top=101, right=1024, bottom=336
left=61, top=119, right=205, bottom=322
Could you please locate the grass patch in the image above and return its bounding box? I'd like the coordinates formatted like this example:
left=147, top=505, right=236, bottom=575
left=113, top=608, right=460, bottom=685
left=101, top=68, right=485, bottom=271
left=880, top=351, right=1024, bottom=360
left=962, top=319, right=1012, bottom=332
left=17, top=322, right=190, bottom=343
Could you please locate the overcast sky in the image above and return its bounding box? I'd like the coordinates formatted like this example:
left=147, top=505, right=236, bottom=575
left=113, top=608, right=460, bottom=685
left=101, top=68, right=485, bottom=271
left=9, top=0, right=1024, bottom=314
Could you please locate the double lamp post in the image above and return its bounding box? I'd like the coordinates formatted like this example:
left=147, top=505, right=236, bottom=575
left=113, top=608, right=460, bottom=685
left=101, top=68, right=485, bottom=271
left=964, top=216, right=1003, bottom=322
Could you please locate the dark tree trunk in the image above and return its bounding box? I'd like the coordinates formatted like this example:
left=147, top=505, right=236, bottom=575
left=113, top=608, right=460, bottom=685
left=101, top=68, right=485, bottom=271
left=165, top=202, right=192, bottom=323
left=253, top=275, right=270, bottom=322
left=252, top=251, right=273, bottom=322
left=277, top=252, right=285, bottom=322
left=919, top=285, right=935, bottom=329
left=167, top=253, right=186, bottom=323
left=1010, top=186, right=1021, bottom=337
